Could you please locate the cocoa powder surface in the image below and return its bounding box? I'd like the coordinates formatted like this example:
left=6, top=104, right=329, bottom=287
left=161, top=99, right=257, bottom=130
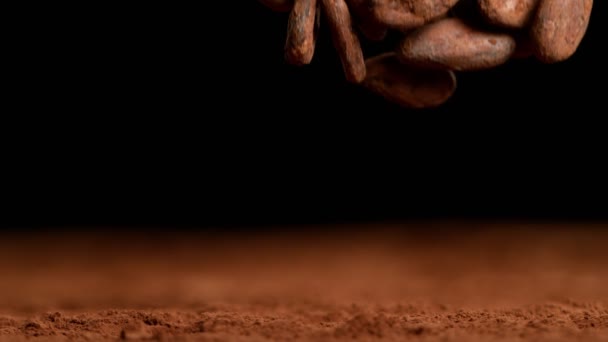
left=1, top=224, right=607, bottom=341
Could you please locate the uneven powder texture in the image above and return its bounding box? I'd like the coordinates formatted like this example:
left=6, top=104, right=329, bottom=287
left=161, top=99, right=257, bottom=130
left=1, top=223, right=608, bottom=341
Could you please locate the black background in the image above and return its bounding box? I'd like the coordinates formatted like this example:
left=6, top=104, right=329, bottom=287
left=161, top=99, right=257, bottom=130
left=3, top=1, right=607, bottom=228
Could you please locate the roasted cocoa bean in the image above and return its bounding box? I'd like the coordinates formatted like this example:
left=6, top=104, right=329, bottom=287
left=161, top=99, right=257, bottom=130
left=322, top=0, right=367, bottom=83
left=397, top=18, right=516, bottom=71
left=346, top=0, right=388, bottom=41
left=285, top=0, right=319, bottom=65
left=364, top=53, right=457, bottom=108
left=531, top=0, right=593, bottom=63
left=478, top=0, right=539, bottom=29
left=369, top=0, right=460, bottom=31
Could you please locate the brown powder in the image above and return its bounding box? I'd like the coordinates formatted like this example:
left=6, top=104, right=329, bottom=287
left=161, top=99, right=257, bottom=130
left=1, top=223, right=607, bottom=341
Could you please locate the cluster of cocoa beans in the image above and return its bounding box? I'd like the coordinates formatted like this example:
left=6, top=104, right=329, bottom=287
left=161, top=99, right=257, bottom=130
left=258, top=0, right=593, bottom=108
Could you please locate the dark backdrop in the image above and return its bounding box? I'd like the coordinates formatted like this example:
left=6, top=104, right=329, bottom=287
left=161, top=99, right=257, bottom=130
left=3, top=1, right=607, bottom=228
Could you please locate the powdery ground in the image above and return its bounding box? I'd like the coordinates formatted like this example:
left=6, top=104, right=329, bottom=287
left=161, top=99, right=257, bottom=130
left=1, top=223, right=607, bottom=341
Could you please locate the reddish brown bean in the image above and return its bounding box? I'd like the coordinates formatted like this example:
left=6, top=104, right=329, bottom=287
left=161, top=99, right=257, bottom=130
left=397, top=18, right=516, bottom=71
left=322, top=0, right=367, bottom=83
left=285, top=0, right=319, bottom=65
left=363, top=53, right=457, bottom=108
left=346, top=0, right=388, bottom=41
left=531, top=0, right=593, bottom=63
left=369, top=0, right=460, bottom=31
left=478, top=0, right=539, bottom=29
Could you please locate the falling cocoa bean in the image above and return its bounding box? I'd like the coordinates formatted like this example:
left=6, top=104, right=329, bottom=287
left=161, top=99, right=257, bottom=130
left=397, top=18, right=516, bottom=71
left=363, top=53, right=457, bottom=108
left=369, top=0, right=460, bottom=31
left=346, top=0, right=388, bottom=41
left=285, top=0, right=319, bottom=65
left=478, top=0, right=539, bottom=29
left=322, top=0, right=367, bottom=83
left=531, top=0, right=593, bottom=63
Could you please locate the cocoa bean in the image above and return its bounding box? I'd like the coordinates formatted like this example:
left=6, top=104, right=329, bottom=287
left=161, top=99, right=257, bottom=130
left=369, top=0, right=460, bottom=31
left=346, top=0, right=388, bottom=41
left=285, top=0, right=319, bottom=65
left=478, top=0, right=539, bottom=29
left=322, top=0, right=367, bottom=83
left=531, top=0, right=593, bottom=63
left=397, top=18, right=516, bottom=71
left=363, top=53, right=457, bottom=108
